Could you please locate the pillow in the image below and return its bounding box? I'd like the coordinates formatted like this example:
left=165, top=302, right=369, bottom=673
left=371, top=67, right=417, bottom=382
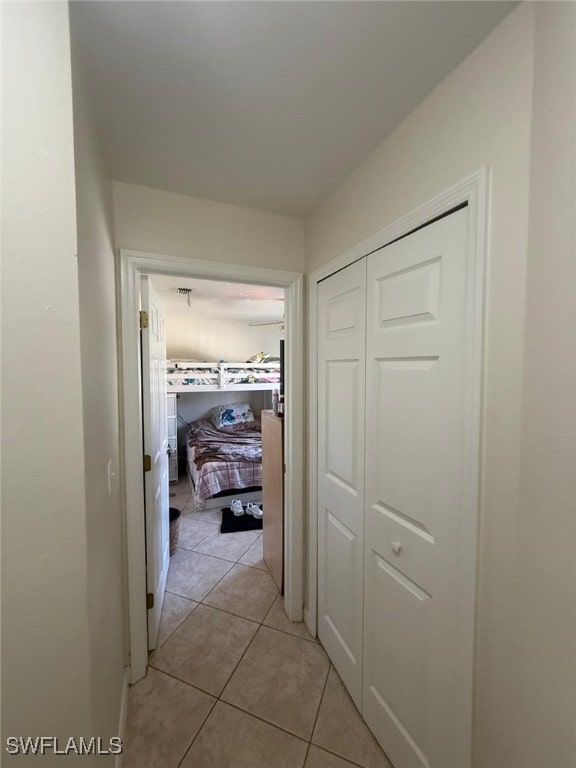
left=247, top=352, right=270, bottom=363
left=211, top=403, right=254, bottom=429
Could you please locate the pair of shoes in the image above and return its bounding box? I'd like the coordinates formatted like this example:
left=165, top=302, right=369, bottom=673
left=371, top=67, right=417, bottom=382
left=231, top=499, right=244, bottom=516
left=246, top=502, right=263, bottom=519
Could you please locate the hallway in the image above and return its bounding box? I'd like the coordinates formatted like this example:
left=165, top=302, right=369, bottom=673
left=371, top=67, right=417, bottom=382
left=123, top=479, right=391, bottom=768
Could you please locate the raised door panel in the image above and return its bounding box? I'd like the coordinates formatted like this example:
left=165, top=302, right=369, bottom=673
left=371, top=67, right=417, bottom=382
left=318, top=259, right=366, bottom=708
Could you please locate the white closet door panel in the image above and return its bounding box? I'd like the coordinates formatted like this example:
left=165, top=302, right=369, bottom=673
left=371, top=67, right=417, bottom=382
left=364, top=207, right=472, bottom=768
left=318, top=259, right=366, bottom=708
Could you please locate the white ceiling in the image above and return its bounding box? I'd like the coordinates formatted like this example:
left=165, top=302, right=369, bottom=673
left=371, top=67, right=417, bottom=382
left=150, top=276, right=284, bottom=322
left=70, top=1, right=516, bottom=217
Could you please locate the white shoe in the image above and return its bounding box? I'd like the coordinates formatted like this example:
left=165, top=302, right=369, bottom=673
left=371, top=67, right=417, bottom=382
left=246, top=502, right=263, bottom=519
left=231, top=499, right=244, bottom=516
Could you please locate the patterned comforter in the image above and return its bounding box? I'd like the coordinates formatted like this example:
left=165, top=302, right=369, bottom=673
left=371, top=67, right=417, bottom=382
left=186, top=418, right=262, bottom=501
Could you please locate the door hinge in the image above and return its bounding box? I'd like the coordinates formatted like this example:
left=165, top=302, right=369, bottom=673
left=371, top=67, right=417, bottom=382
left=146, top=592, right=154, bottom=610
left=143, top=454, right=152, bottom=472
left=139, top=310, right=149, bottom=329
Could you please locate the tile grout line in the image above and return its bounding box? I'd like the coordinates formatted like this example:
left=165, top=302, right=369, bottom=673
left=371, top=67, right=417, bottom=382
left=212, top=618, right=332, bottom=757
left=192, top=540, right=262, bottom=566
left=151, top=666, right=314, bottom=756
left=261, top=594, right=320, bottom=644
left=176, top=543, right=268, bottom=573
left=261, top=621, right=319, bottom=645
left=196, top=543, right=275, bottom=610
left=211, top=600, right=269, bottom=699
left=158, top=529, right=276, bottom=685
left=192, top=522, right=262, bottom=555
left=152, top=597, right=199, bottom=653
left=147, top=666, right=217, bottom=700
left=152, top=657, right=373, bottom=768
left=156, top=492, right=338, bottom=764
left=261, top=589, right=279, bottom=624
left=175, top=695, right=218, bottom=768
left=221, top=699, right=311, bottom=750
left=161, top=586, right=313, bottom=661
left=212, top=602, right=319, bottom=749
left=171, top=551, right=236, bottom=603
left=147, top=616, right=345, bottom=765
left=197, top=599, right=275, bottom=626
left=198, top=563, right=257, bottom=607
left=313, top=746, right=370, bottom=768
left=302, top=660, right=332, bottom=767
left=159, top=533, right=251, bottom=651
left=178, top=523, right=220, bottom=550
left=175, top=545, right=264, bottom=571
left=164, top=589, right=197, bottom=601
left=153, top=607, right=319, bottom=691
left=162, top=545, right=275, bottom=645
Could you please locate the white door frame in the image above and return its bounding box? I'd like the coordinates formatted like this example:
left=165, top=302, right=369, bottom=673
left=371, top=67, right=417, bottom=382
left=119, top=249, right=304, bottom=683
left=306, top=168, right=488, bottom=697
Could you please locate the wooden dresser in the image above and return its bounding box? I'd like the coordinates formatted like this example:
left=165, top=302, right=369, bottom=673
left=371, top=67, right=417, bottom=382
left=261, top=410, right=284, bottom=592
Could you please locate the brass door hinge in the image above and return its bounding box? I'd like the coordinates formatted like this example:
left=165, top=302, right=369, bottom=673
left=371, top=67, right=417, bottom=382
left=146, top=593, right=154, bottom=610
left=143, top=454, right=152, bottom=472
left=140, top=310, right=149, bottom=329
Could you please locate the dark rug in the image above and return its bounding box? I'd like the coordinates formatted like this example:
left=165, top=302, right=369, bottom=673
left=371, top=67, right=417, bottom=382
left=221, top=506, right=263, bottom=533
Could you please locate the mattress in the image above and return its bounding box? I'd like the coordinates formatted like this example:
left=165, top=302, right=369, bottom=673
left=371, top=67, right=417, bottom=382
left=186, top=418, right=263, bottom=501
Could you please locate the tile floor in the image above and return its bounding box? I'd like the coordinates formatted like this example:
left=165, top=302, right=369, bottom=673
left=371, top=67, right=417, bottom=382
left=123, top=478, right=392, bottom=768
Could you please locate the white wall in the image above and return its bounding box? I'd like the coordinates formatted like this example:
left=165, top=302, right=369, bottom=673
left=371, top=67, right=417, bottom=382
left=1, top=2, right=93, bottom=760
left=509, top=3, right=575, bottom=766
left=70, top=22, right=126, bottom=759
left=113, top=181, right=305, bottom=272
left=306, top=4, right=574, bottom=766
left=166, top=314, right=283, bottom=362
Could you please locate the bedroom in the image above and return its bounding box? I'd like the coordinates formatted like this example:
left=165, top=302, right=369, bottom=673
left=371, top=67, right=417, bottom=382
left=145, top=274, right=293, bottom=651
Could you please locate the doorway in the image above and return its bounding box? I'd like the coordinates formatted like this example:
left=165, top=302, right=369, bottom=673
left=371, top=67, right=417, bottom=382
left=119, top=250, right=304, bottom=683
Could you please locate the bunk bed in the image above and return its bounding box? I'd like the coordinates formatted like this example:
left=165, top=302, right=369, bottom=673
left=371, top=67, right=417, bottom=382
left=166, top=360, right=280, bottom=392
left=166, top=360, right=279, bottom=509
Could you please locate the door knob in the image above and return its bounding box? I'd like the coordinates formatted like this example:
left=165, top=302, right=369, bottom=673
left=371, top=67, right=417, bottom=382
left=391, top=540, right=402, bottom=555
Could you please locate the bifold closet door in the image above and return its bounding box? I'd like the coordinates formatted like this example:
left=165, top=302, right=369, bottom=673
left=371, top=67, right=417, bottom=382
left=317, top=259, right=366, bottom=708
left=363, top=207, right=472, bottom=768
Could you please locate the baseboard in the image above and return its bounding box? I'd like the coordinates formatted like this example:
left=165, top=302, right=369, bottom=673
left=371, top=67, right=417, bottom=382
left=115, top=669, right=130, bottom=768
left=304, top=606, right=317, bottom=638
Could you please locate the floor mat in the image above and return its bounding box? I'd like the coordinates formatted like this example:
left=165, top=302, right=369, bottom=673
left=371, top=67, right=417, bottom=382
left=221, top=506, right=263, bottom=533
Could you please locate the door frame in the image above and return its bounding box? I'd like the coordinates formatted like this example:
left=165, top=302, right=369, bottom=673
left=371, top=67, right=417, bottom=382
left=119, top=249, right=304, bottom=683
left=306, top=168, right=488, bottom=758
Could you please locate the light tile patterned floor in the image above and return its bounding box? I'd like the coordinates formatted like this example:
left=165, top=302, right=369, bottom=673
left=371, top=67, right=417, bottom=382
left=123, top=479, right=393, bottom=768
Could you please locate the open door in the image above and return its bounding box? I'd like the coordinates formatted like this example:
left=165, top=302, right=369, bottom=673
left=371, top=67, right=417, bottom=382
left=141, top=275, right=170, bottom=651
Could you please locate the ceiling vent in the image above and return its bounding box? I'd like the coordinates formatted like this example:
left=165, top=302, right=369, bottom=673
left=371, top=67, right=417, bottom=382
left=176, top=287, right=194, bottom=307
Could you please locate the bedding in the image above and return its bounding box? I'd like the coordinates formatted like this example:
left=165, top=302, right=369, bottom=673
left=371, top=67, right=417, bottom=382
left=166, top=360, right=280, bottom=392
left=187, top=418, right=262, bottom=503
left=211, top=402, right=254, bottom=428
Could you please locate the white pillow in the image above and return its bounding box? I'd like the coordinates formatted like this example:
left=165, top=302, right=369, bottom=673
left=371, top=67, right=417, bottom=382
left=211, top=403, right=254, bottom=429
